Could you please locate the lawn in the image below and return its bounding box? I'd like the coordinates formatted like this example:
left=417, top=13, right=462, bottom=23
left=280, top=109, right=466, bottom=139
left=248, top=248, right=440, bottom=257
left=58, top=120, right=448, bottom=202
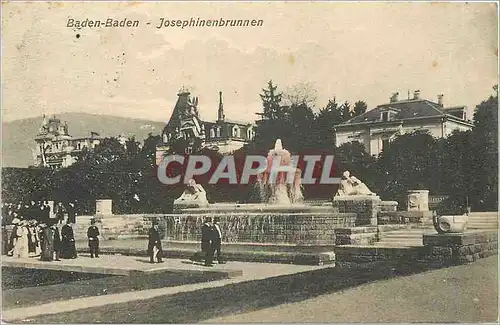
left=2, top=267, right=228, bottom=310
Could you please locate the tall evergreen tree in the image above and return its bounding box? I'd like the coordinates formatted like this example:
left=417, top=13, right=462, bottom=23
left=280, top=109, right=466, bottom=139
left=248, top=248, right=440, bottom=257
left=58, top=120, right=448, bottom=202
left=258, top=80, right=284, bottom=120
left=353, top=100, right=368, bottom=117
left=340, top=101, right=352, bottom=122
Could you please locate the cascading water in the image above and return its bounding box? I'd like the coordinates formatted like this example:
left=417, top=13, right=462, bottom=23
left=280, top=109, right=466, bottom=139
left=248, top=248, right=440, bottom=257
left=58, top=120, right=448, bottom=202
left=256, top=139, right=304, bottom=205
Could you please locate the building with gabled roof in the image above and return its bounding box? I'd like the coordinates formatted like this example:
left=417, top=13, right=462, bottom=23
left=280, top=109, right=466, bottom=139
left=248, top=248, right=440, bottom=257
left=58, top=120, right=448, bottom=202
left=156, top=88, right=255, bottom=163
left=334, top=91, right=474, bottom=156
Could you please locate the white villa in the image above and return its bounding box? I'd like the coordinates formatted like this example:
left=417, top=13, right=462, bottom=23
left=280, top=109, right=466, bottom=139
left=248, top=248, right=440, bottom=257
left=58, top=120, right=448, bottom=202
left=334, top=91, right=474, bottom=156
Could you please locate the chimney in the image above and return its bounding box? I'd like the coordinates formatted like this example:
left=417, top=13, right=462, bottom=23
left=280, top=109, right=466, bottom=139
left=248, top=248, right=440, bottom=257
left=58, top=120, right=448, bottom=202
left=437, top=94, right=444, bottom=106
left=218, top=91, right=225, bottom=121
left=413, top=90, right=421, bottom=100
left=389, top=92, right=399, bottom=103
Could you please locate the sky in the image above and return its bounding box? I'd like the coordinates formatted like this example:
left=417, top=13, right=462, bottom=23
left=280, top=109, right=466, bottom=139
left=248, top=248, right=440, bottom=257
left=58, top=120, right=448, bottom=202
left=1, top=1, right=498, bottom=123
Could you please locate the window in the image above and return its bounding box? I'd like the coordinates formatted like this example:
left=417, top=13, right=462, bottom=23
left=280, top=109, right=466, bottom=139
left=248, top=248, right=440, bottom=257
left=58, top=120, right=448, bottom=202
left=382, top=111, right=389, bottom=122
left=216, top=127, right=221, bottom=137
left=382, top=139, right=390, bottom=151
left=233, top=126, right=240, bottom=137
left=247, top=128, right=254, bottom=140
left=210, top=128, right=215, bottom=138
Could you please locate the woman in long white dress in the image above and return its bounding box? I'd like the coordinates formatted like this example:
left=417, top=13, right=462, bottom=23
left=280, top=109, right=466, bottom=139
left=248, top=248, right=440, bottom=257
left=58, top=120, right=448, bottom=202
left=13, top=221, right=29, bottom=258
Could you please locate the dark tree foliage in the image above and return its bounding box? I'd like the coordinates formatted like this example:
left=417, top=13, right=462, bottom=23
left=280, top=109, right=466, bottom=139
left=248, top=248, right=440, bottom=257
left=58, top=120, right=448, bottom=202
left=470, top=89, right=498, bottom=211
left=374, top=131, right=442, bottom=208
left=340, top=101, right=352, bottom=122
left=259, top=80, right=284, bottom=120
left=353, top=100, right=368, bottom=117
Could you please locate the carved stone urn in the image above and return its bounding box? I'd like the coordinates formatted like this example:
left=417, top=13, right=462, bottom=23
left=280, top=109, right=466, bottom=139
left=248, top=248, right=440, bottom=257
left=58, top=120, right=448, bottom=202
left=432, top=214, right=468, bottom=234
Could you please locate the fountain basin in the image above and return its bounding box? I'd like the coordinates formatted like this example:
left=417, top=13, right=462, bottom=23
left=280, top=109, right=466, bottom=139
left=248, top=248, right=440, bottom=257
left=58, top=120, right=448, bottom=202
left=164, top=203, right=358, bottom=246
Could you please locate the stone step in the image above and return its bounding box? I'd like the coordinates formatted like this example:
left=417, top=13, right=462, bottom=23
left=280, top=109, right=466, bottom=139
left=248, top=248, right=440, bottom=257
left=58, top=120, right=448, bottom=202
left=468, top=212, right=498, bottom=217
left=467, top=217, right=498, bottom=221
left=380, top=234, right=424, bottom=238
left=467, top=220, right=498, bottom=225
left=378, top=238, right=423, bottom=244
left=372, top=243, right=424, bottom=248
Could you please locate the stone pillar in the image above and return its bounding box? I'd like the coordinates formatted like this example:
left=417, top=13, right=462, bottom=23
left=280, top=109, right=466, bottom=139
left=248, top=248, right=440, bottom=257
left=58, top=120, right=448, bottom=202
left=96, top=199, right=113, bottom=216
left=407, top=190, right=429, bottom=211
left=333, top=195, right=381, bottom=226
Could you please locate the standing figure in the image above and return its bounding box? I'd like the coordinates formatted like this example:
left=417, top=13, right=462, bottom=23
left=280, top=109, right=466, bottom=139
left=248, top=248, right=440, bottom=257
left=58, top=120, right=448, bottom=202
left=7, top=217, right=20, bottom=256
left=147, top=220, right=163, bottom=263
left=40, top=201, right=51, bottom=225
left=211, top=217, right=224, bottom=264
left=1, top=224, right=7, bottom=255
left=39, top=223, right=54, bottom=261
left=201, top=218, right=213, bottom=266
left=87, top=218, right=100, bottom=258
left=60, top=220, right=77, bottom=259
left=55, top=203, right=66, bottom=224
left=27, top=220, right=41, bottom=257
left=13, top=220, right=29, bottom=258
left=52, top=223, right=61, bottom=261
left=67, top=202, right=76, bottom=224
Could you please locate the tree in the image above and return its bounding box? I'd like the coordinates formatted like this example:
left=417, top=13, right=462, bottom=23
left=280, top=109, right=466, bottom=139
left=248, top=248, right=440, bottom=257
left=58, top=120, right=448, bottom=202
left=315, top=98, right=343, bottom=150
left=340, top=101, right=352, bottom=122
left=374, top=131, right=441, bottom=207
left=141, top=133, right=161, bottom=169
left=353, top=100, right=368, bottom=117
left=334, top=141, right=376, bottom=188
left=283, top=82, right=318, bottom=108
left=258, top=80, right=284, bottom=120
left=469, top=87, right=498, bottom=211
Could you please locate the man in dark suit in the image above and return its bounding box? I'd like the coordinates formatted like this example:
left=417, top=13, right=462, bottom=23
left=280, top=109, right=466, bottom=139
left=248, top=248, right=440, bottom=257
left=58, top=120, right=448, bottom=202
left=148, top=219, right=163, bottom=263
left=52, top=222, right=61, bottom=261
left=201, top=218, right=213, bottom=266
left=211, top=217, right=224, bottom=264
left=67, top=202, right=76, bottom=224
left=87, top=218, right=100, bottom=258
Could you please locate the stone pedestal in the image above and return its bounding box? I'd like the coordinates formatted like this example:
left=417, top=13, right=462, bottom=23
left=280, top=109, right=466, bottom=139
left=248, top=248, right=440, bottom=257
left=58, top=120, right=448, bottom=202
left=96, top=199, right=113, bottom=216
left=407, top=190, right=429, bottom=211
left=333, top=195, right=381, bottom=226
left=380, top=201, right=398, bottom=212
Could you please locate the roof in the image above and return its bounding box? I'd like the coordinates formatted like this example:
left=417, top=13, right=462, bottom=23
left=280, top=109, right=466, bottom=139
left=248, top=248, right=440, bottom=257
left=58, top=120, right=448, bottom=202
left=336, top=99, right=473, bottom=128
left=203, top=119, right=253, bottom=126
left=163, top=91, right=200, bottom=134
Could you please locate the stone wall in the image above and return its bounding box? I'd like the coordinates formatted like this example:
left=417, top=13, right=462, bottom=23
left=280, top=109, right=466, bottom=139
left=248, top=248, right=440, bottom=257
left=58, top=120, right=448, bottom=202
left=75, top=215, right=162, bottom=240
left=422, top=231, right=498, bottom=265
left=377, top=211, right=433, bottom=225
left=334, top=231, right=498, bottom=268
left=333, top=196, right=381, bottom=226
left=75, top=212, right=358, bottom=245
left=334, top=227, right=378, bottom=245
left=335, top=246, right=422, bottom=268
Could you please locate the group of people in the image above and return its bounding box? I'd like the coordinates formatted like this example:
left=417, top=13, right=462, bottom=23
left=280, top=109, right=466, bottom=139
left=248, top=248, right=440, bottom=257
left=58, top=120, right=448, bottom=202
left=4, top=218, right=78, bottom=260
left=146, top=217, right=224, bottom=267
left=201, top=217, right=223, bottom=267
left=4, top=207, right=225, bottom=266
left=1, top=200, right=77, bottom=226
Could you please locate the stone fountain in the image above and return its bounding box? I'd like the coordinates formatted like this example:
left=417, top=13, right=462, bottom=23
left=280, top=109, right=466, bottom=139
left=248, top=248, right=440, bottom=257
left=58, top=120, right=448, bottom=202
left=164, top=139, right=358, bottom=257
left=256, top=139, right=303, bottom=205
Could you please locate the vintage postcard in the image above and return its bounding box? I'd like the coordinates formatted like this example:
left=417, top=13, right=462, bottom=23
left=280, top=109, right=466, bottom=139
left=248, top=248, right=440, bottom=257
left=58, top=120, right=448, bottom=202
left=1, top=1, right=499, bottom=323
